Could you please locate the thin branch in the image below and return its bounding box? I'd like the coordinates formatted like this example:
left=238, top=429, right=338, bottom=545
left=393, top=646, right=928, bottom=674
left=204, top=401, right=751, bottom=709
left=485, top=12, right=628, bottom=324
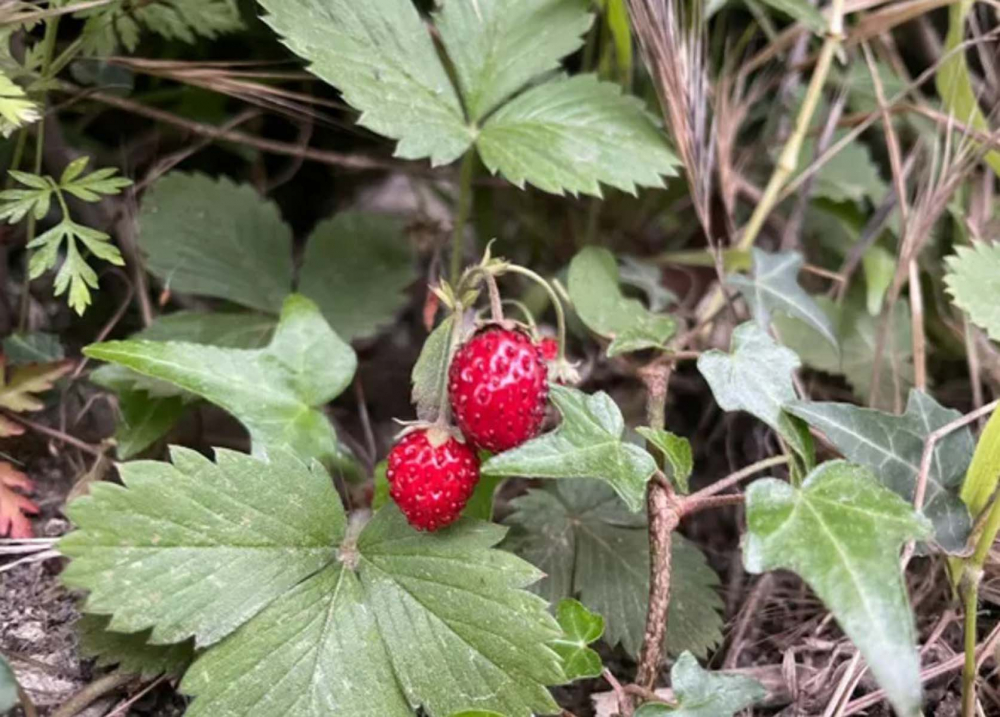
left=49, top=672, right=135, bottom=717
left=0, top=412, right=105, bottom=457
left=686, top=455, right=790, bottom=503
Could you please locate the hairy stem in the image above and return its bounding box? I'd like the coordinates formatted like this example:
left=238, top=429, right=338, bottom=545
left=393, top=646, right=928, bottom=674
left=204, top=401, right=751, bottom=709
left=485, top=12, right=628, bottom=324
left=449, top=151, right=476, bottom=286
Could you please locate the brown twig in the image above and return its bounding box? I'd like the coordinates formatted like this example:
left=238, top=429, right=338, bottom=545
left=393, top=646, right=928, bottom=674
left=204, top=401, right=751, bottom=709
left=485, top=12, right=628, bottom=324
left=0, top=412, right=104, bottom=457
left=604, top=667, right=631, bottom=717
left=49, top=671, right=135, bottom=717
left=686, top=455, right=790, bottom=503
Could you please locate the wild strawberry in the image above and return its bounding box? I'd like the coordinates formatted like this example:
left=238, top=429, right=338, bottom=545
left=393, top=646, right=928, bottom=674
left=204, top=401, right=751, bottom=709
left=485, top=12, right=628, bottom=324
left=386, top=428, right=479, bottom=531
left=449, top=327, right=548, bottom=452
left=539, top=337, right=559, bottom=362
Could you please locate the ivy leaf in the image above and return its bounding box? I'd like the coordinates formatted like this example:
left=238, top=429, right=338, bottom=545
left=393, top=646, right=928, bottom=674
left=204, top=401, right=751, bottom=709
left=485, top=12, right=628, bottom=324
left=945, top=243, right=1000, bottom=342
left=411, top=315, right=458, bottom=422
left=137, top=173, right=293, bottom=313
left=0, top=462, right=38, bottom=538
left=726, top=248, right=836, bottom=348
left=113, top=391, right=186, bottom=459
left=256, top=0, right=471, bottom=166
left=78, top=0, right=243, bottom=55
left=84, top=295, right=356, bottom=468
left=0, top=654, right=17, bottom=712
left=786, top=391, right=975, bottom=552
left=697, top=322, right=814, bottom=467
left=551, top=598, right=604, bottom=681
left=568, top=247, right=677, bottom=356
left=744, top=461, right=931, bottom=717
left=435, top=0, right=593, bottom=121
left=482, top=384, right=657, bottom=511
left=0, top=69, right=39, bottom=137
left=635, top=652, right=766, bottom=717
left=75, top=614, right=195, bottom=678
left=477, top=74, right=680, bottom=196
left=636, top=427, right=693, bottom=493
left=298, top=211, right=416, bottom=341
left=505, top=480, right=725, bottom=660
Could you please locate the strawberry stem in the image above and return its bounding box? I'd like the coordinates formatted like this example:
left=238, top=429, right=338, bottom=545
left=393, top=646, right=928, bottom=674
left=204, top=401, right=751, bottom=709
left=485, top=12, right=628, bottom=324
left=502, top=265, right=567, bottom=362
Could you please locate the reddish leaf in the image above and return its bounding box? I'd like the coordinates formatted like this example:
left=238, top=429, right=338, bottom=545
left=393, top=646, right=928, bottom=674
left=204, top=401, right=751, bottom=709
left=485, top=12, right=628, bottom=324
left=0, top=356, right=73, bottom=413
left=0, top=462, right=38, bottom=538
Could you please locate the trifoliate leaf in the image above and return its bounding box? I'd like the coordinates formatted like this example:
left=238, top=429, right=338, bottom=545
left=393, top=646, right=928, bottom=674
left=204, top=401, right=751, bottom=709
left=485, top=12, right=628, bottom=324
left=945, top=243, right=1000, bottom=342
left=435, top=0, right=593, bottom=120
left=568, top=247, right=677, bottom=356
left=78, top=0, right=243, bottom=55
left=75, top=614, right=194, bottom=678
left=505, top=480, right=725, bottom=659
left=0, top=654, right=17, bottom=712
left=256, top=0, right=472, bottom=166
left=113, top=390, right=185, bottom=459
left=744, top=461, right=931, bottom=717
left=636, top=427, right=693, bottom=493
left=635, top=651, right=766, bottom=717
left=3, top=331, right=63, bottom=364
left=477, top=74, right=679, bottom=196
left=726, top=248, right=836, bottom=348
left=137, top=173, right=293, bottom=313
left=697, top=322, right=814, bottom=467
left=483, top=384, right=657, bottom=511
left=0, top=69, right=39, bottom=137
left=786, top=391, right=975, bottom=552
left=84, top=295, right=356, bottom=468
left=411, top=314, right=458, bottom=422
left=298, top=211, right=415, bottom=341
left=551, top=598, right=604, bottom=681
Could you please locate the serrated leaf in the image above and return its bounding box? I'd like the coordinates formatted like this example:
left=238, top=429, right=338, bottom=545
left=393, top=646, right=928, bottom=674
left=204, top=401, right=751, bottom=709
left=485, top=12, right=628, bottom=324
left=256, top=0, right=472, bottom=165
left=635, top=651, right=766, bottom=717
left=697, top=322, right=814, bottom=467
left=726, top=248, right=836, bottom=348
left=137, top=173, right=293, bottom=313
left=756, top=0, right=824, bottom=32
left=945, top=243, right=1000, bottom=341
left=435, top=0, right=592, bottom=121
left=0, top=654, right=17, bottom=712
left=786, top=391, right=975, bottom=552
left=61, top=164, right=132, bottom=201
left=113, top=390, right=185, bottom=459
left=411, top=314, right=458, bottom=422
left=78, top=0, right=243, bottom=55
left=84, top=295, right=356, bottom=468
left=568, top=247, right=677, bottom=356
left=75, top=614, right=194, bottom=678
left=477, top=74, right=679, bottom=196
left=483, top=384, right=656, bottom=511
left=0, top=358, right=72, bottom=413
left=637, top=427, right=693, bottom=493
left=0, top=69, right=39, bottom=137
left=505, top=480, right=725, bottom=659
left=551, top=598, right=604, bottom=680
left=298, top=211, right=415, bottom=341
left=0, top=175, right=51, bottom=223
left=744, top=461, right=931, bottom=717
left=2, top=332, right=63, bottom=364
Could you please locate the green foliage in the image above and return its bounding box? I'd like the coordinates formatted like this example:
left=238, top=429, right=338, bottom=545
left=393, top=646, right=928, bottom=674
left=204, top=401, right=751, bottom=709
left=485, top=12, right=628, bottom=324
left=861, top=245, right=895, bottom=315
left=755, top=0, right=824, bottom=32
left=0, top=69, right=39, bottom=137
left=76, top=614, right=194, bottom=678
left=112, top=391, right=185, bottom=459
left=551, top=598, right=604, bottom=680
left=697, top=322, right=814, bottom=468
left=411, top=315, right=458, bottom=422
left=744, top=461, right=931, bottom=717
left=961, top=405, right=1000, bottom=520
left=726, top=248, right=836, bottom=347
left=77, top=0, right=243, bottom=55
left=483, top=384, right=657, bottom=511
left=787, top=392, right=974, bottom=552
left=85, top=295, right=356, bottom=469
left=2, top=331, right=63, bottom=364
left=805, top=134, right=887, bottom=205
left=0, top=654, right=17, bottom=712
left=635, top=652, right=766, bottom=717
left=256, top=0, right=678, bottom=195
left=568, top=247, right=677, bottom=356
left=636, top=427, right=693, bottom=493
left=945, top=243, right=1000, bottom=342
left=505, top=480, right=725, bottom=660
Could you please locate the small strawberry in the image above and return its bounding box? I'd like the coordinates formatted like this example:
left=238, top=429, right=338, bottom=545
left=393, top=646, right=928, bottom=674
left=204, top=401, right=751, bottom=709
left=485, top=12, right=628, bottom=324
left=539, top=337, right=559, bottom=362
left=386, top=428, right=479, bottom=531
left=449, top=327, right=548, bottom=452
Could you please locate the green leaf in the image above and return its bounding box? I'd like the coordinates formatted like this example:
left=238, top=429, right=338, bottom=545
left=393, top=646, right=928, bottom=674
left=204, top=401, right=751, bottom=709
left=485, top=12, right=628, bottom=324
left=75, top=613, right=194, bottom=678
left=477, top=74, right=679, bottom=196
left=84, top=295, right=356, bottom=468
left=697, top=322, right=814, bottom=467
left=961, top=405, right=1000, bottom=520
left=0, top=69, right=39, bottom=137
left=726, top=248, right=836, bottom=348
left=861, top=245, right=895, bottom=316
left=60, top=164, right=132, bottom=202
left=936, top=0, right=1000, bottom=177
left=298, top=211, right=415, bottom=341
left=411, top=315, right=458, bottom=422
left=113, top=390, right=186, bottom=459
left=635, top=651, right=766, bottom=717
left=449, top=712, right=506, bottom=717
left=137, top=173, right=293, bottom=313
left=505, top=480, right=725, bottom=659
left=636, top=427, right=693, bottom=493
left=805, top=133, right=887, bottom=205
left=435, top=0, right=592, bottom=121
left=568, top=247, right=677, bottom=356
left=786, top=391, right=974, bottom=552
left=756, top=0, right=824, bottom=32
left=3, top=332, right=63, bottom=364
left=483, top=384, right=656, bottom=511
left=551, top=598, right=604, bottom=680
left=744, top=461, right=931, bottom=717
left=60, top=447, right=345, bottom=647
left=619, top=256, right=677, bottom=312
left=0, top=172, right=51, bottom=223
left=0, top=654, right=17, bottom=712
left=78, top=0, right=243, bottom=54
left=256, top=0, right=471, bottom=165
left=945, top=243, right=1000, bottom=342
left=463, top=473, right=505, bottom=521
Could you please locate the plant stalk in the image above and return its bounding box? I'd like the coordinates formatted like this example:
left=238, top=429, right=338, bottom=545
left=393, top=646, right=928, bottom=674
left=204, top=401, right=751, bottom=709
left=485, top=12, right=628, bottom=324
left=449, top=151, right=476, bottom=286
left=503, top=264, right=568, bottom=362
left=961, top=491, right=1000, bottom=716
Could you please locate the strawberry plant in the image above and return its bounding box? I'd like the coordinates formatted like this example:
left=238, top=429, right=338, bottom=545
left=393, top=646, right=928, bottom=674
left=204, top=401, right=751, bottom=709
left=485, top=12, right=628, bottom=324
left=2, top=1, right=1000, bottom=716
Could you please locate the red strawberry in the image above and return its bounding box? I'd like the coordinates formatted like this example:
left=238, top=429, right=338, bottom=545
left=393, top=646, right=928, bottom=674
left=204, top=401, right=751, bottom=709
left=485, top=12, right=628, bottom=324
left=539, top=337, right=559, bottom=362
left=449, top=327, right=548, bottom=452
left=386, top=428, right=479, bottom=531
